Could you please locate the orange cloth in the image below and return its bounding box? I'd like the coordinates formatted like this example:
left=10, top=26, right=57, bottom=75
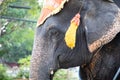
left=37, top=0, right=69, bottom=26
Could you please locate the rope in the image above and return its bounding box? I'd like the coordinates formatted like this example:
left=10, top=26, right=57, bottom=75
left=113, top=67, right=120, bottom=80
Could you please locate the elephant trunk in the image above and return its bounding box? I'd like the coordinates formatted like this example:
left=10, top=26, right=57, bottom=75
left=30, top=52, right=51, bottom=80
left=29, top=32, right=57, bottom=80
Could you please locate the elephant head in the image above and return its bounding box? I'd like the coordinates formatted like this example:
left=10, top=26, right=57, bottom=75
left=30, top=0, right=120, bottom=80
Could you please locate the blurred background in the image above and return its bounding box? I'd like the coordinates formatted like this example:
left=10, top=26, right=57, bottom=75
left=0, top=0, right=79, bottom=80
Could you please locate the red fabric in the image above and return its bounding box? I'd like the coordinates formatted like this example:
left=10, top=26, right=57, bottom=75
left=37, top=0, right=67, bottom=26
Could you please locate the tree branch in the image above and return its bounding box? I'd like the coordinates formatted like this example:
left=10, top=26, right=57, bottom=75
left=0, top=16, right=37, bottom=23
left=9, top=5, right=31, bottom=9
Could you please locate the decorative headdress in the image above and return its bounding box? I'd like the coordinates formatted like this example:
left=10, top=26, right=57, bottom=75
left=37, top=0, right=69, bottom=26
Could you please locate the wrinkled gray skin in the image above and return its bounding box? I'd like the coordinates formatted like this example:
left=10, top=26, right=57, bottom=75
left=30, top=0, right=120, bottom=80
left=80, top=33, right=120, bottom=80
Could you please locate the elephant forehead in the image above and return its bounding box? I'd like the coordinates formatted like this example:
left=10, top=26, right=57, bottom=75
left=37, top=0, right=69, bottom=27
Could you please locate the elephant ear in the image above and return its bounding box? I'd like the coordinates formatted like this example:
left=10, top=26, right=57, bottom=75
left=37, top=0, right=69, bottom=26
left=88, top=9, right=120, bottom=52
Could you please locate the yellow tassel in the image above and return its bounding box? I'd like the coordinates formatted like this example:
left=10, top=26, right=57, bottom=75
left=65, top=13, right=80, bottom=49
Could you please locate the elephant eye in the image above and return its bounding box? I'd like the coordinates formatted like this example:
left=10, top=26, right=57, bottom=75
left=48, top=28, right=59, bottom=37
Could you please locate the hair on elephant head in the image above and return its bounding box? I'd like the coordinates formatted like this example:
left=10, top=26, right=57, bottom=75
left=30, top=0, right=120, bottom=80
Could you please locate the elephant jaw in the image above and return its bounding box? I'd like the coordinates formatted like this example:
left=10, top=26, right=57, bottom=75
left=88, top=10, right=120, bottom=52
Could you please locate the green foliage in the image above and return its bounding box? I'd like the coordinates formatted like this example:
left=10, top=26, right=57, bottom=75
left=0, top=0, right=16, bottom=15
left=26, top=0, right=41, bottom=19
left=0, top=0, right=41, bottom=19
left=0, top=64, right=13, bottom=80
left=53, top=69, right=68, bottom=80
left=53, top=69, right=79, bottom=80
left=4, top=7, right=27, bottom=18
left=18, top=55, right=31, bottom=67
left=16, top=67, right=29, bottom=79
left=0, top=24, right=34, bottom=62
left=16, top=55, right=31, bottom=79
left=0, top=0, right=43, bottom=62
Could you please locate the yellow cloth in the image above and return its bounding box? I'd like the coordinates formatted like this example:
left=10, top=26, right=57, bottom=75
left=65, top=13, right=80, bottom=49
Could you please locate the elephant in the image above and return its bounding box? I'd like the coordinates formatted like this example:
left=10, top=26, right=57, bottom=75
left=29, top=0, right=120, bottom=80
